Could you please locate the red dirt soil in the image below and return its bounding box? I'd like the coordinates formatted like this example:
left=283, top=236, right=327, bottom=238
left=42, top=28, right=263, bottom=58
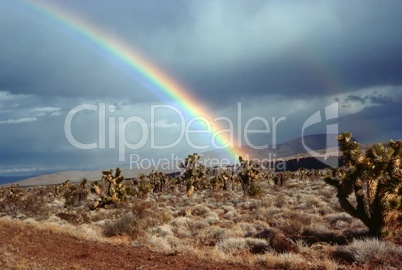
left=0, top=219, right=251, bottom=269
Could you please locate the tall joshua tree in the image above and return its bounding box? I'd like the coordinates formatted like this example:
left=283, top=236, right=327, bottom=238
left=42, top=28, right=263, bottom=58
left=325, top=132, right=402, bottom=238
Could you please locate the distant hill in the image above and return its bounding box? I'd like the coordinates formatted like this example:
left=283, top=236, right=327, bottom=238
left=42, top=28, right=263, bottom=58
left=1, top=167, right=179, bottom=188
left=274, top=133, right=335, bottom=157
left=202, top=134, right=338, bottom=161
left=2, top=134, right=340, bottom=187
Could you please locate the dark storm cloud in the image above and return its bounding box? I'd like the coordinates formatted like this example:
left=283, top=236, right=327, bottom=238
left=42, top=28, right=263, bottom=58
left=1, top=0, right=402, bottom=104
left=342, top=92, right=394, bottom=107
left=0, top=1, right=176, bottom=101
left=173, top=0, right=402, bottom=106
left=344, top=95, right=366, bottom=105
left=338, top=99, right=402, bottom=143
left=1, top=0, right=402, bottom=176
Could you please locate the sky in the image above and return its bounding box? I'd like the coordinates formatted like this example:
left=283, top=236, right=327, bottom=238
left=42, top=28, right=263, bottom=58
left=1, top=0, right=402, bottom=176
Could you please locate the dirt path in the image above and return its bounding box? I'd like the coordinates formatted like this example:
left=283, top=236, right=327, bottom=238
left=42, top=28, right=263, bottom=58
left=0, top=219, right=250, bottom=270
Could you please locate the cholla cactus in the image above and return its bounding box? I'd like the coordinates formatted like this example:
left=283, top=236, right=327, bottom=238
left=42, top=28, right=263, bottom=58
left=324, top=132, right=402, bottom=239
left=90, top=167, right=127, bottom=209
left=179, top=153, right=210, bottom=197
left=238, top=156, right=260, bottom=196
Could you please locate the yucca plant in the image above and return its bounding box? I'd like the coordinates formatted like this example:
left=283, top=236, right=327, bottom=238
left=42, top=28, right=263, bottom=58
left=324, top=132, right=402, bottom=239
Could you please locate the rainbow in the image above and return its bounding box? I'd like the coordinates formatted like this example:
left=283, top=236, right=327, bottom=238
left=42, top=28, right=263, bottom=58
left=20, top=0, right=246, bottom=161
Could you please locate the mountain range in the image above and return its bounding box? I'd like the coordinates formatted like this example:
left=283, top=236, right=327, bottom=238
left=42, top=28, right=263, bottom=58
left=1, top=134, right=338, bottom=187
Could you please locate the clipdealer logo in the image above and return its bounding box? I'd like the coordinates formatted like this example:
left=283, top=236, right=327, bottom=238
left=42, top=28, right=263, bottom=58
left=64, top=102, right=339, bottom=168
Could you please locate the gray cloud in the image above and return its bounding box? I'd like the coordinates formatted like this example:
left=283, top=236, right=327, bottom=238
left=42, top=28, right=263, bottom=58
left=0, top=117, right=37, bottom=125
left=0, top=0, right=402, bottom=175
left=2, top=1, right=402, bottom=102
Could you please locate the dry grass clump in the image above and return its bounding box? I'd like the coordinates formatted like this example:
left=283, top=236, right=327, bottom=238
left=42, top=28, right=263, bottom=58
left=190, top=204, right=211, bottom=217
left=263, top=253, right=311, bottom=270
left=204, top=211, right=220, bottom=225
left=196, top=225, right=226, bottom=245
left=56, top=211, right=90, bottom=225
left=216, top=237, right=269, bottom=255
left=147, top=235, right=176, bottom=254
left=104, top=213, right=141, bottom=237
left=104, top=200, right=171, bottom=239
left=256, top=227, right=298, bottom=253
left=325, top=212, right=353, bottom=229
left=170, top=216, right=210, bottom=239
left=333, top=238, right=402, bottom=267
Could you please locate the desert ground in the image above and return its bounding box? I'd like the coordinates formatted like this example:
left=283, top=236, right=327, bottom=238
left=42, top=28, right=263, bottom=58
left=1, top=167, right=401, bottom=270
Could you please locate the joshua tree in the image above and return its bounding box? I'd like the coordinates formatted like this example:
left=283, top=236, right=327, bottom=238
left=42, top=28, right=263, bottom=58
left=148, top=170, right=174, bottom=193
left=135, top=173, right=152, bottom=198
left=273, top=172, right=286, bottom=186
left=90, top=167, right=127, bottom=209
left=179, top=153, right=210, bottom=197
left=324, top=132, right=402, bottom=239
left=238, top=156, right=260, bottom=196
left=63, top=178, right=89, bottom=207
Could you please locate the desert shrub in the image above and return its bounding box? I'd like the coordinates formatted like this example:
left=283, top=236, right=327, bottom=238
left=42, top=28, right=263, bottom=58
left=247, top=183, right=264, bottom=197
left=216, top=237, right=269, bottom=255
left=104, top=200, right=170, bottom=238
left=196, top=225, right=226, bottom=245
left=204, top=211, right=220, bottom=225
left=304, top=195, right=322, bottom=208
left=257, top=227, right=298, bottom=253
left=278, top=212, right=315, bottom=236
left=170, top=217, right=192, bottom=238
left=104, top=213, right=140, bottom=237
left=265, top=253, right=310, bottom=270
left=333, top=238, right=402, bottom=267
left=149, top=224, right=174, bottom=238
left=190, top=204, right=210, bottom=217
left=56, top=211, right=90, bottom=225
left=274, top=194, right=287, bottom=208
left=325, top=212, right=353, bottom=229
left=0, top=187, right=48, bottom=220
